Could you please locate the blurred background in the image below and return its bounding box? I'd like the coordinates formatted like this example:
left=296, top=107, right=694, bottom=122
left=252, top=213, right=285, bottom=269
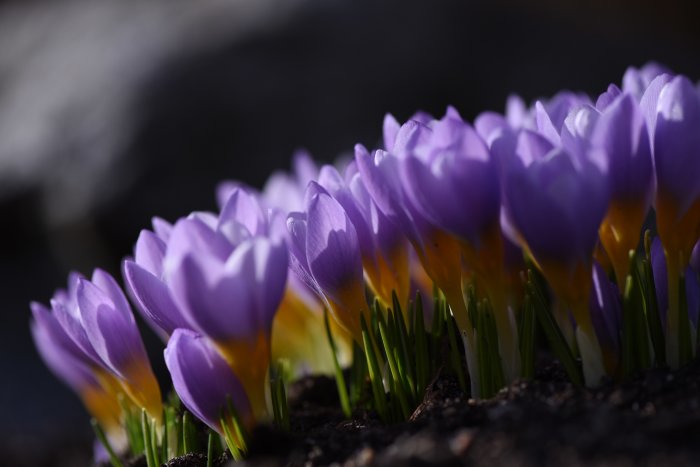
left=1, top=0, right=699, bottom=464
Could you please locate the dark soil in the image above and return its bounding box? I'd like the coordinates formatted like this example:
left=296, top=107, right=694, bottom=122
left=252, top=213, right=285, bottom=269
left=133, top=357, right=700, bottom=466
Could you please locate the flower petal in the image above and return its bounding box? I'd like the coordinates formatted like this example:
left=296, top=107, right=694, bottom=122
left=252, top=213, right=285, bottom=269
left=77, top=277, right=150, bottom=380
left=122, top=260, right=188, bottom=336
left=654, top=76, right=700, bottom=215
left=165, top=329, right=251, bottom=433
left=305, top=185, right=363, bottom=306
left=134, top=230, right=166, bottom=278
left=169, top=253, right=256, bottom=342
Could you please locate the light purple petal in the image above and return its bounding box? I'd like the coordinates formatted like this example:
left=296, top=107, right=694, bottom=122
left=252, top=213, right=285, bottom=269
left=504, top=148, right=608, bottom=264
left=122, top=260, right=189, bottom=336
left=591, top=93, right=653, bottom=203
left=354, top=144, right=423, bottom=245
left=134, top=230, right=166, bottom=278
left=535, top=101, right=561, bottom=146
left=560, top=105, right=600, bottom=161
left=263, top=172, right=304, bottom=213
left=218, top=187, right=267, bottom=238
left=164, top=218, right=233, bottom=277
left=169, top=252, right=257, bottom=342
left=318, top=165, right=376, bottom=262
left=165, top=329, right=251, bottom=433
left=475, top=111, right=510, bottom=146
left=622, top=62, right=673, bottom=100
left=305, top=187, right=363, bottom=305
left=152, top=217, right=173, bottom=243
left=292, top=150, right=318, bottom=188
left=595, top=83, right=622, bottom=111
left=286, top=212, right=325, bottom=300
left=77, top=277, right=150, bottom=380
left=383, top=113, right=400, bottom=151
left=31, top=303, right=98, bottom=391
left=639, top=73, right=673, bottom=142
left=224, top=237, right=288, bottom=333
left=654, top=76, right=700, bottom=215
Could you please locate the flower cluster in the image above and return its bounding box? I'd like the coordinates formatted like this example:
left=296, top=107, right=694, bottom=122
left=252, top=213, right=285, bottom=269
left=31, top=62, right=700, bottom=462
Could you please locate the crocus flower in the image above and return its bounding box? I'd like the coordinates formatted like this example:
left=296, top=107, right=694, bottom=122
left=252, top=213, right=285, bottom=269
left=652, top=76, right=700, bottom=366
left=169, top=234, right=287, bottom=418
left=590, top=93, right=653, bottom=285
left=357, top=119, right=479, bottom=393
left=30, top=302, right=125, bottom=450
left=165, top=329, right=252, bottom=434
left=287, top=181, right=367, bottom=341
left=76, top=269, right=163, bottom=421
left=503, top=136, right=609, bottom=385
left=317, top=163, right=411, bottom=310
left=397, top=107, right=520, bottom=379
left=41, top=269, right=162, bottom=422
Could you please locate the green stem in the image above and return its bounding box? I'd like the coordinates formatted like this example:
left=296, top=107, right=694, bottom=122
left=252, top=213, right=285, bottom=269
left=91, top=419, right=123, bottom=467
left=323, top=309, right=352, bottom=417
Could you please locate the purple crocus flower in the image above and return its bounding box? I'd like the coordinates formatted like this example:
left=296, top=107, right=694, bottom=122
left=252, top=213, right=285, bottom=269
left=168, top=234, right=287, bottom=418
left=316, top=163, right=411, bottom=308
left=399, top=107, right=501, bottom=248
left=124, top=186, right=277, bottom=339
left=590, top=93, right=654, bottom=285
left=38, top=269, right=162, bottom=421
left=288, top=181, right=367, bottom=340
left=654, top=76, right=700, bottom=263
left=503, top=141, right=609, bottom=273
left=358, top=115, right=485, bottom=392
left=395, top=108, right=523, bottom=379
left=30, top=302, right=125, bottom=447
left=165, top=329, right=252, bottom=433
left=651, top=75, right=700, bottom=367
left=503, top=136, right=609, bottom=385
left=76, top=269, right=163, bottom=420
left=355, top=133, right=467, bottom=331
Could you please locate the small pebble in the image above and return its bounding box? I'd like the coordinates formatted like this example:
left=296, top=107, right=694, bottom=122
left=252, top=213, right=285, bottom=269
left=449, top=429, right=474, bottom=456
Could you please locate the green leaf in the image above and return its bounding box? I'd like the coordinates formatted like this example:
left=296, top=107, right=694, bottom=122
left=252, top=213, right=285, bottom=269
left=527, top=271, right=583, bottom=387
left=361, top=315, right=388, bottom=421
left=413, top=292, right=429, bottom=399
left=91, top=419, right=123, bottom=467
left=519, top=293, right=536, bottom=379
left=446, top=306, right=468, bottom=392
left=141, top=410, right=156, bottom=467
left=679, top=270, right=693, bottom=365
left=323, top=308, right=352, bottom=417
left=377, top=307, right=411, bottom=419
left=206, top=431, right=215, bottom=467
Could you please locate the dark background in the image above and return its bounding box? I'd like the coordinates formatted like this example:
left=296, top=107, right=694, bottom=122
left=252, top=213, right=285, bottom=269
left=1, top=0, right=699, bottom=464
